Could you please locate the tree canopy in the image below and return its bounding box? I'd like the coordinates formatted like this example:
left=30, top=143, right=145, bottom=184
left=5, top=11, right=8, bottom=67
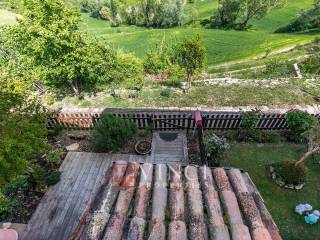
left=276, top=0, right=320, bottom=33
left=0, top=75, right=47, bottom=185
left=173, top=36, right=206, bottom=89
left=80, top=0, right=186, bottom=28
left=206, top=0, right=286, bottom=30
left=0, top=0, right=116, bottom=95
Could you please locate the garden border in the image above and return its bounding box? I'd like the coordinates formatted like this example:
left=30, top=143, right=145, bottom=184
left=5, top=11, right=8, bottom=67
left=48, top=108, right=320, bottom=130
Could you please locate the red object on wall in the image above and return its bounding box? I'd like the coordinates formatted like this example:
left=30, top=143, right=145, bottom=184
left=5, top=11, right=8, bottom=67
left=194, top=110, right=203, bottom=126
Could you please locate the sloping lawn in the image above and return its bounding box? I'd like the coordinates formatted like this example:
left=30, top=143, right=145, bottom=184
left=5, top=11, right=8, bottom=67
left=226, top=143, right=320, bottom=240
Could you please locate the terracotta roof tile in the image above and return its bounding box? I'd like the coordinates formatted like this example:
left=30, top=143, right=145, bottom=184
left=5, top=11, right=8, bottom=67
left=70, top=162, right=282, bottom=240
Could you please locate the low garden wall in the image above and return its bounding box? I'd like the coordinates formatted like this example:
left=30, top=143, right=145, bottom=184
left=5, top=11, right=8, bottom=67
left=48, top=108, right=320, bottom=130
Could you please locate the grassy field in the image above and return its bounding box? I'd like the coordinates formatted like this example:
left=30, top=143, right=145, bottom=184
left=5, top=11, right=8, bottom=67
left=226, top=143, right=320, bottom=240
left=79, top=0, right=319, bottom=66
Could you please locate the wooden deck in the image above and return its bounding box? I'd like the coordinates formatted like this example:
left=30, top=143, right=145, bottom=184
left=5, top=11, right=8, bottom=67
left=22, top=152, right=146, bottom=240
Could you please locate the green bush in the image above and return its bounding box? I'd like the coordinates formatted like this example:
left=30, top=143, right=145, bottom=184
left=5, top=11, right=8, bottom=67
left=46, top=171, right=61, bottom=186
left=300, top=54, right=320, bottom=75
left=264, top=58, right=295, bottom=78
left=160, top=88, right=173, bottom=98
left=113, top=52, right=145, bottom=90
left=2, top=175, right=29, bottom=196
left=90, top=113, right=137, bottom=152
left=143, top=42, right=172, bottom=75
left=240, top=110, right=260, bottom=130
left=206, top=134, right=230, bottom=167
left=46, top=148, right=65, bottom=167
left=163, top=64, right=185, bottom=88
left=275, top=161, right=308, bottom=185
left=47, top=124, right=64, bottom=139
left=285, top=110, right=317, bottom=142
left=0, top=192, right=16, bottom=221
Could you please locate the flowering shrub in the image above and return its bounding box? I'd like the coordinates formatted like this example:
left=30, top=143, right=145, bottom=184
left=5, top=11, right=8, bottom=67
left=206, top=134, right=230, bottom=167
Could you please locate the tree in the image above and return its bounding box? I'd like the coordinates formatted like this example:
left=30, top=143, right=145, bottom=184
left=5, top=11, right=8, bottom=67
left=0, top=75, right=47, bottom=185
left=276, top=0, right=320, bottom=33
left=210, top=0, right=286, bottom=30
left=0, top=0, right=116, bottom=95
left=173, top=36, right=206, bottom=89
left=295, top=124, right=320, bottom=167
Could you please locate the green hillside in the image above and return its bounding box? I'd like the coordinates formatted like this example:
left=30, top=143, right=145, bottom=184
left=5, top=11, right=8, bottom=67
left=79, top=0, right=319, bottom=66
left=1, top=0, right=319, bottom=66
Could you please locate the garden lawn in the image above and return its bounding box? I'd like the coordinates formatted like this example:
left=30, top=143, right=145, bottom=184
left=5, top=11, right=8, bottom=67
left=226, top=143, right=320, bottom=240
left=79, top=0, right=319, bottom=66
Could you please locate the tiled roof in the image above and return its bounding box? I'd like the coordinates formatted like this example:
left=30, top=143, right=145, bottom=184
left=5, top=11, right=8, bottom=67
left=69, top=161, right=282, bottom=240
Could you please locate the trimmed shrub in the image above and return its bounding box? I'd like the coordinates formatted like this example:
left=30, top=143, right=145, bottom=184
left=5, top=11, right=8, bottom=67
left=90, top=113, right=137, bottom=152
left=285, top=110, right=317, bottom=142
left=46, top=171, right=61, bottom=186
left=206, top=134, right=230, bottom=167
left=275, top=161, right=308, bottom=185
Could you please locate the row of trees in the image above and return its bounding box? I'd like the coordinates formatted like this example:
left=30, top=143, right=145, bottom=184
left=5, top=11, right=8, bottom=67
left=201, top=0, right=286, bottom=30
left=0, top=0, right=143, bottom=96
left=276, top=0, right=320, bottom=33
left=81, top=0, right=186, bottom=28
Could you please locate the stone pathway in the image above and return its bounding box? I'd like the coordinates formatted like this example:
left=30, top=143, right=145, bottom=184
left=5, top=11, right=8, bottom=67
left=150, top=131, right=188, bottom=165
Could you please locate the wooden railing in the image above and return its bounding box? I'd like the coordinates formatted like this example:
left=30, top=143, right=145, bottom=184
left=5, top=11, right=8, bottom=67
left=47, top=108, right=320, bottom=130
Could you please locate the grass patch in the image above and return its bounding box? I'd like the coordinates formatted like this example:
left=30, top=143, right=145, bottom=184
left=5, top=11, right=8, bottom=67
left=50, top=79, right=319, bottom=109
left=225, top=143, right=320, bottom=240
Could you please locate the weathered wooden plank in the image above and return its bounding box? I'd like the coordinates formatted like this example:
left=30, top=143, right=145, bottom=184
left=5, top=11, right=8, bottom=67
left=48, top=153, right=95, bottom=239
left=36, top=152, right=88, bottom=239
left=61, top=154, right=105, bottom=239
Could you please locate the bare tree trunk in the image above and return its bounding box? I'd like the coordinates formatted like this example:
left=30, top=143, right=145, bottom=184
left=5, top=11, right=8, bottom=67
left=187, top=73, right=192, bottom=90
left=71, top=81, right=79, bottom=96
left=295, top=146, right=320, bottom=167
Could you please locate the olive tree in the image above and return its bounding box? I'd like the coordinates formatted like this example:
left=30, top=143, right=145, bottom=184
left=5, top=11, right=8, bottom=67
left=173, top=36, right=206, bottom=89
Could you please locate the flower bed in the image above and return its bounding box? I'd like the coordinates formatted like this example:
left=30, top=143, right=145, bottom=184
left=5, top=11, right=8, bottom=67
left=268, top=164, right=306, bottom=190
